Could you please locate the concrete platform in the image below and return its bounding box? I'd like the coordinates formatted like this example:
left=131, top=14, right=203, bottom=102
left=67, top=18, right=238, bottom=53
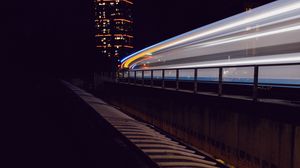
left=4, top=78, right=153, bottom=168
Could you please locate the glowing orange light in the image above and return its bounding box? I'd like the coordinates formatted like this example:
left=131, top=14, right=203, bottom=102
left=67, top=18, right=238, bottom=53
left=124, top=45, right=134, bottom=48
left=97, top=0, right=133, bottom=5
left=114, top=34, right=134, bottom=38
left=114, top=19, right=133, bottom=23
left=95, top=34, right=112, bottom=37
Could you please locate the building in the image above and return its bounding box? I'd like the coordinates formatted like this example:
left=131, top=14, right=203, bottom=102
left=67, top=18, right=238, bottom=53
left=95, top=0, right=134, bottom=68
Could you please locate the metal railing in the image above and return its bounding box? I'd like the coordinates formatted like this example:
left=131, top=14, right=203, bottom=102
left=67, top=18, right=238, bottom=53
left=114, top=63, right=300, bottom=101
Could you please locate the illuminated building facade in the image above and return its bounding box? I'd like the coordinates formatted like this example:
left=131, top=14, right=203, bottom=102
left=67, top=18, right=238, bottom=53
left=95, top=0, right=134, bottom=67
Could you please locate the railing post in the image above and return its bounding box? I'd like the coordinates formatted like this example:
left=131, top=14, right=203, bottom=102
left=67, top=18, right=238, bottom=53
left=253, top=65, right=259, bottom=101
left=111, top=72, right=114, bottom=81
left=194, top=68, right=198, bottom=93
left=116, top=71, right=119, bottom=83
left=93, top=72, right=97, bottom=89
left=134, top=71, right=137, bottom=85
left=151, top=70, right=154, bottom=87
left=128, top=71, right=130, bottom=84
left=142, top=70, right=145, bottom=86
left=176, top=69, right=179, bottom=90
left=218, top=67, right=223, bottom=96
left=162, top=69, right=165, bottom=89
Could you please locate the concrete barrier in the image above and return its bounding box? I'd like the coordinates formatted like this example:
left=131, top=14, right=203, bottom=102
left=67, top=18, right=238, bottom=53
left=96, top=82, right=300, bottom=168
left=294, top=127, right=300, bottom=168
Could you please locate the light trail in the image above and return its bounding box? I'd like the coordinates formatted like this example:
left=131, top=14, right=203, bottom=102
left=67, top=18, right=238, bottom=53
left=120, top=0, right=300, bottom=71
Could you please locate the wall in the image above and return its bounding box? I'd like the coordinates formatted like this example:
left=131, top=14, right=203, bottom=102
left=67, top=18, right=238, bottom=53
left=96, top=82, right=300, bottom=168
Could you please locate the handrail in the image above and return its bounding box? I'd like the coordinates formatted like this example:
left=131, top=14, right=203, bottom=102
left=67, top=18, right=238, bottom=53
left=120, top=62, right=300, bottom=72
left=115, top=62, right=300, bottom=101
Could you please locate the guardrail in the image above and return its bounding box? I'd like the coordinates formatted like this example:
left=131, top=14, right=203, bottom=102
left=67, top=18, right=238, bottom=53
left=100, top=63, right=300, bottom=102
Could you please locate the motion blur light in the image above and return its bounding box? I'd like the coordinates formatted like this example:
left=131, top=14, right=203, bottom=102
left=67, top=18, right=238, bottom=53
left=121, top=0, right=300, bottom=70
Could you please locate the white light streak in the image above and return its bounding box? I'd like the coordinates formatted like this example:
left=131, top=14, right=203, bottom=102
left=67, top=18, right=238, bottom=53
left=201, top=24, right=300, bottom=47
left=165, top=53, right=300, bottom=69
left=160, top=1, right=300, bottom=49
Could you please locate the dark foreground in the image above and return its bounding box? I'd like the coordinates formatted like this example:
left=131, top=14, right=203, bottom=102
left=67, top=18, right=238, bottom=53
left=4, top=76, right=151, bottom=168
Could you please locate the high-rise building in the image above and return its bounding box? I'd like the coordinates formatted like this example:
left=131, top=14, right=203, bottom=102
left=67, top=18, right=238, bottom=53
left=95, top=0, right=134, bottom=68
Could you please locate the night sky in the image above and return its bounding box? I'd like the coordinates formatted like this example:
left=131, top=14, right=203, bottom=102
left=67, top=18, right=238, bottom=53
left=132, top=0, right=275, bottom=52
left=3, top=0, right=275, bottom=78
left=4, top=0, right=95, bottom=78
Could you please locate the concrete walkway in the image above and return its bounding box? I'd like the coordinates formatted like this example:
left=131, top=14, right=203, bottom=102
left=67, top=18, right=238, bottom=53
left=4, top=78, right=152, bottom=168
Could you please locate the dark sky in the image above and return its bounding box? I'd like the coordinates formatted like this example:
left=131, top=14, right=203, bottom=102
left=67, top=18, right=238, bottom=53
left=3, top=0, right=95, bottom=78
left=132, top=0, right=275, bottom=52
left=3, top=0, right=275, bottom=78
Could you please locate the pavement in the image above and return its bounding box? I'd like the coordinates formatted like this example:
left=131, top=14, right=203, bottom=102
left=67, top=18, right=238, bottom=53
left=4, top=75, right=152, bottom=168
